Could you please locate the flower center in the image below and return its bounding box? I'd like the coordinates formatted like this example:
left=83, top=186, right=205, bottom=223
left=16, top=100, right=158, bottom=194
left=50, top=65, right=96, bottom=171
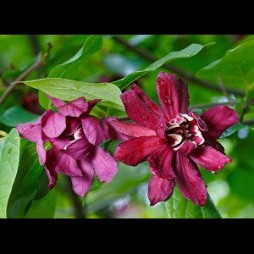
left=63, top=127, right=83, bottom=150
left=165, top=113, right=204, bottom=151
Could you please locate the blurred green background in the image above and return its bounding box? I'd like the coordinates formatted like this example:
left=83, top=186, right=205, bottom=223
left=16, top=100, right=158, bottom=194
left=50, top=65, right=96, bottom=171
left=0, top=34, right=253, bottom=218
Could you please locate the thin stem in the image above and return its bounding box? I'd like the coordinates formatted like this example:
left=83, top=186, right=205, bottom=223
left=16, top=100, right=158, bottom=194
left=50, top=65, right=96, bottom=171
left=190, top=101, right=236, bottom=109
left=66, top=176, right=86, bottom=219
left=0, top=53, right=44, bottom=105
left=112, top=35, right=245, bottom=97
left=28, top=35, right=40, bottom=56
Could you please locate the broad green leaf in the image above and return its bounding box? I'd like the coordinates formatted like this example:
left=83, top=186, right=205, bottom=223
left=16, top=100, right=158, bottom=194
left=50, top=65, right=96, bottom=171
left=220, top=122, right=245, bottom=138
left=164, top=187, right=221, bottom=218
left=113, top=43, right=214, bottom=89
left=49, top=35, right=103, bottom=79
left=20, top=78, right=124, bottom=111
left=0, top=106, right=39, bottom=127
left=197, top=40, right=254, bottom=90
left=7, top=142, right=47, bottom=218
left=39, top=35, right=103, bottom=109
left=25, top=189, right=57, bottom=218
left=0, top=129, right=20, bottom=218
left=38, top=91, right=52, bottom=110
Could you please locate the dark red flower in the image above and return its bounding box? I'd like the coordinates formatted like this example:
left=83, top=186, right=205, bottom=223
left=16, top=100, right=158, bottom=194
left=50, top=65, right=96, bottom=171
left=17, top=96, right=117, bottom=196
left=110, top=72, right=239, bottom=206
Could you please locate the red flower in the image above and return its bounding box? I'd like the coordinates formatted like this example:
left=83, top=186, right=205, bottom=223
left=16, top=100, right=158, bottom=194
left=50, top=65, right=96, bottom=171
left=110, top=72, right=239, bottom=206
left=17, top=96, right=117, bottom=197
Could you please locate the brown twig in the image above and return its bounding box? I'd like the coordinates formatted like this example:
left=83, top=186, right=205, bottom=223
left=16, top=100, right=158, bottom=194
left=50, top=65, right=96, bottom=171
left=66, top=177, right=86, bottom=218
left=0, top=53, right=44, bottom=105
left=28, top=35, right=40, bottom=56
left=112, top=35, right=245, bottom=97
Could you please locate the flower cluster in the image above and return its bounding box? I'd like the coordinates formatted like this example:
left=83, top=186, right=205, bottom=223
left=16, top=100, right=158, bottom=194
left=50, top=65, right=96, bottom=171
left=17, top=96, right=117, bottom=196
left=17, top=72, right=239, bottom=206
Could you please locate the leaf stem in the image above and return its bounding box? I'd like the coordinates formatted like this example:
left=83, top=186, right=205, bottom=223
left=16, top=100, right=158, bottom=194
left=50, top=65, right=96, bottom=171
left=112, top=35, right=245, bottom=97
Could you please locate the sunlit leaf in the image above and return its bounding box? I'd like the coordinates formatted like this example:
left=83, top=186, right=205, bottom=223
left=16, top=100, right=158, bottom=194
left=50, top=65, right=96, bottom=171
left=49, top=35, right=103, bottom=79
left=197, top=40, right=254, bottom=90
left=20, top=78, right=124, bottom=111
left=7, top=142, right=47, bottom=218
left=113, top=43, right=214, bottom=89
left=0, top=129, right=20, bottom=218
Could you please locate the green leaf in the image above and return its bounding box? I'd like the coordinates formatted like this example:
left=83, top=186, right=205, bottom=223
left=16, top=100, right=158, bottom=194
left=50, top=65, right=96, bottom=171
left=38, top=91, right=52, bottom=110
left=21, top=78, right=124, bottom=111
left=25, top=189, right=57, bottom=218
left=7, top=142, right=47, bottom=218
left=113, top=43, right=214, bottom=89
left=164, top=187, right=222, bottom=218
left=90, top=177, right=104, bottom=192
left=0, top=129, right=20, bottom=218
left=38, top=35, right=103, bottom=110
left=220, top=122, right=245, bottom=138
left=197, top=40, right=254, bottom=89
left=0, top=106, right=39, bottom=127
left=49, top=35, right=103, bottom=79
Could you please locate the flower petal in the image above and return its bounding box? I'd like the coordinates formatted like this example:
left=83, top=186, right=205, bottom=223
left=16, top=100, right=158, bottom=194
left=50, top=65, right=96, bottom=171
left=176, top=141, right=196, bottom=155
left=188, top=111, right=208, bottom=131
left=65, top=117, right=80, bottom=136
left=82, top=116, right=109, bottom=145
left=156, top=121, right=166, bottom=140
left=48, top=96, right=65, bottom=107
left=190, top=145, right=231, bottom=172
left=148, top=145, right=175, bottom=178
left=78, top=159, right=94, bottom=176
left=92, top=147, right=117, bottom=182
left=201, top=105, right=239, bottom=139
left=44, top=149, right=58, bottom=189
left=65, top=137, right=93, bottom=160
left=204, top=138, right=225, bottom=154
left=42, top=110, right=66, bottom=138
left=57, top=97, right=88, bottom=117
left=156, top=72, right=189, bottom=120
left=114, top=136, right=162, bottom=166
left=148, top=175, right=175, bottom=206
left=50, top=136, right=70, bottom=150
left=175, top=153, right=207, bottom=206
left=121, top=90, right=161, bottom=130
left=36, top=139, right=46, bottom=165
left=87, top=99, right=101, bottom=114
left=131, top=84, right=163, bottom=116
left=71, top=176, right=93, bottom=197
left=72, top=159, right=95, bottom=196
left=54, top=151, right=83, bottom=177
left=107, top=119, right=156, bottom=141
left=16, top=119, right=41, bottom=142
